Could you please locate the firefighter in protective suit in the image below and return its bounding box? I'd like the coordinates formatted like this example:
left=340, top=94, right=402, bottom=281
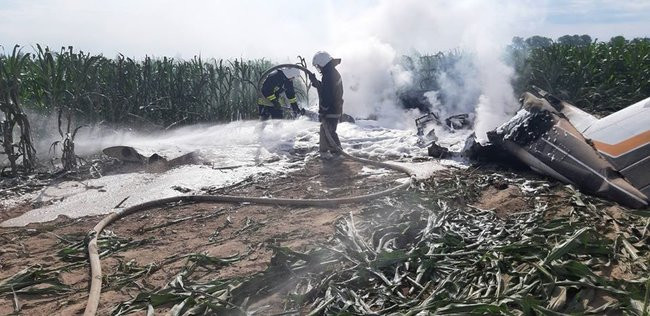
left=258, top=68, right=303, bottom=120
left=308, top=51, right=343, bottom=157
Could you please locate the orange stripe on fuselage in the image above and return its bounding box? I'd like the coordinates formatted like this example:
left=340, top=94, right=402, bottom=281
left=592, top=130, right=650, bottom=158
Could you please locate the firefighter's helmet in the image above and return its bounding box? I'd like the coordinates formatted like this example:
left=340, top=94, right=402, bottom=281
left=280, top=68, right=301, bottom=80
left=312, top=51, right=334, bottom=69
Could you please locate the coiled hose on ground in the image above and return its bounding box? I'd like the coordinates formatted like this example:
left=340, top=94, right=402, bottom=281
left=83, top=64, right=415, bottom=316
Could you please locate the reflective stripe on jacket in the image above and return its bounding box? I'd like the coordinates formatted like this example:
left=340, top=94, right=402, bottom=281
left=258, top=70, right=297, bottom=106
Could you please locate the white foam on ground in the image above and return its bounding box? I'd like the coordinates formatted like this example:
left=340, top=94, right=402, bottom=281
left=359, top=166, right=390, bottom=178
left=394, top=160, right=464, bottom=180
left=2, top=118, right=466, bottom=227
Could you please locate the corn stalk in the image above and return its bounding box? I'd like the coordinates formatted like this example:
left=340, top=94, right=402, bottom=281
left=0, top=45, right=36, bottom=176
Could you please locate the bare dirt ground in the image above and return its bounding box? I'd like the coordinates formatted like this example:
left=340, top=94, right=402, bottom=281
left=0, top=157, right=407, bottom=315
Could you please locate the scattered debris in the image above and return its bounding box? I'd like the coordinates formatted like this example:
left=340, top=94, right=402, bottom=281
left=415, top=110, right=473, bottom=148
left=445, top=113, right=472, bottom=129
left=402, top=89, right=473, bottom=142
left=416, top=112, right=473, bottom=138
left=416, top=113, right=440, bottom=138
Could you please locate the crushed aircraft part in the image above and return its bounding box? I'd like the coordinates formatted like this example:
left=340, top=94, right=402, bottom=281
left=403, top=88, right=473, bottom=135
left=445, top=113, right=472, bottom=130
left=462, top=132, right=528, bottom=168
left=476, top=90, right=649, bottom=208
left=102, top=146, right=201, bottom=167
left=415, top=112, right=472, bottom=148
left=400, top=89, right=473, bottom=146
left=576, top=97, right=650, bottom=198
left=426, top=142, right=451, bottom=158
left=416, top=112, right=441, bottom=136
left=529, top=87, right=650, bottom=202
left=401, top=89, right=474, bottom=147
left=416, top=114, right=439, bottom=147
left=416, top=112, right=473, bottom=136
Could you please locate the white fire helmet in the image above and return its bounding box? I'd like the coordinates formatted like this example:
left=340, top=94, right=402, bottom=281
left=312, top=51, right=333, bottom=68
left=280, top=67, right=301, bottom=80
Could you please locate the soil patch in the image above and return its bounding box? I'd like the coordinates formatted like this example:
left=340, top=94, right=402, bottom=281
left=475, top=184, right=528, bottom=218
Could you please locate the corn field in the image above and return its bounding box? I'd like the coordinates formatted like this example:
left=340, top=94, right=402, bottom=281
left=0, top=44, right=274, bottom=174
left=2, top=45, right=273, bottom=128
left=511, top=37, right=650, bottom=114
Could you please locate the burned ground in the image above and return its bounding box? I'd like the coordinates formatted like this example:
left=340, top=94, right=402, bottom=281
left=1, top=159, right=649, bottom=315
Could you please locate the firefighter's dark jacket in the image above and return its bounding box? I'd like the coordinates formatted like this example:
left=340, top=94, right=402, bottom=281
left=312, top=59, right=343, bottom=116
left=260, top=71, right=297, bottom=106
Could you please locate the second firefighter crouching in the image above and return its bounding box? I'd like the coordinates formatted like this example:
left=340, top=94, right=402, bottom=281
left=258, top=68, right=304, bottom=120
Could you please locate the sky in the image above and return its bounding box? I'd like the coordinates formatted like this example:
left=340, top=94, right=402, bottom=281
left=0, top=0, right=649, bottom=60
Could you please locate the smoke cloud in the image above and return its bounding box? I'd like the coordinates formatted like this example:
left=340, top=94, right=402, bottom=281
left=326, top=0, right=539, bottom=137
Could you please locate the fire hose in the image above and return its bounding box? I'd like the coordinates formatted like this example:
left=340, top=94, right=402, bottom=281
left=83, top=64, right=415, bottom=316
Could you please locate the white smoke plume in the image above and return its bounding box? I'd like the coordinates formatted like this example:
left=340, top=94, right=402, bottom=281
left=324, top=0, right=540, bottom=137
left=333, top=37, right=414, bottom=127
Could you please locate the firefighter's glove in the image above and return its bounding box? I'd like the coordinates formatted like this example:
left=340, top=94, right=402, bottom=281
left=271, top=99, right=281, bottom=109
left=291, top=103, right=301, bottom=117
left=308, top=73, right=318, bottom=86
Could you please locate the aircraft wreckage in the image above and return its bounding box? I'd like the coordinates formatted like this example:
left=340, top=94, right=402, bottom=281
left=465, top=88, right=649, bottom=208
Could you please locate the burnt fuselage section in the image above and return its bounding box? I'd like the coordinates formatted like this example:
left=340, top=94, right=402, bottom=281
left=475, top=92, right=649, bottom=208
